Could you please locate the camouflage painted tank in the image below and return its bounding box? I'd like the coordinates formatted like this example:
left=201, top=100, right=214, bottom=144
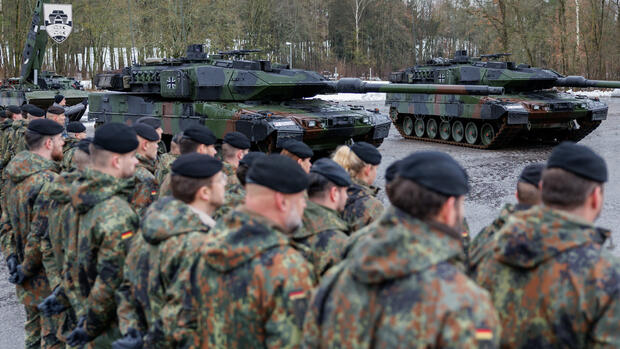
left=0, top=0, right=88, bottom=120
left=387, top=51, right=620, bottom=148
left=89, top=45, right=502, bottom=152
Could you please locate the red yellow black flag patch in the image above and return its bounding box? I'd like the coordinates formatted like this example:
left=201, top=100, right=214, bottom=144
left=121, top=231, right=133, bottom=240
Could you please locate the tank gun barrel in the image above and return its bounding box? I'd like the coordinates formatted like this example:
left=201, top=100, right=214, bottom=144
left=330, top=78, right=504, bottom=95
left=554, top=76, right=620, bottom=89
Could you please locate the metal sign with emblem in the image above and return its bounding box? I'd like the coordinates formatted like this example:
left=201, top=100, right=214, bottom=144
left=43, top=4, right=73, bottom=44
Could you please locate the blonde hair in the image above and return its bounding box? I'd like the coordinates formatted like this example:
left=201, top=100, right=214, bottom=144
left=331, top=145, right=367, bottom=178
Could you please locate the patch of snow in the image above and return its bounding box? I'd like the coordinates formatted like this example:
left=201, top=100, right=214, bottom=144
left=80, top=80, right=92, bottom=89
left=566, top=89, right=620, bottom=98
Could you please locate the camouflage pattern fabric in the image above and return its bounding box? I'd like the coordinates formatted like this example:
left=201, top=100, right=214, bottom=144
left=342, top=177, right=384, bottom=232
left=293, top=200, right=349, bottom=278
left=0, top=118, right=13, bottom=169
left=116, top=197, right=212, bottom=348
left=158, top=173, right=172, bottom=198
left=475, top=205, right=620, bottom=348
left=213, top=182, right=245, bottom=220
left=62, top=168, right=139, bottom=346
left=154, top=153, right=178, bottom=185
left=60, top=137, right=80, bottom=172
left=303, top=206, right=501, bottom=348
left=1, top=119, right=28, bottom=169
left=131, top=153, right=159, bottom=216
left=0, top=151, right=61, bottom=348
left=162, top=207, right=315, bottom=348
left=222, top=161, right=240, bottom=191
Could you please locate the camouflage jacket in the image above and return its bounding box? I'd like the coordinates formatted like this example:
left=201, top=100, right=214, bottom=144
left=116, top=197, right=213, bottom=348
left=154, top=153, right=178, bottom=185
left=162, top=207, right=315, bottom=348
left=0, top=118, right=13, bottom=169
left=293, top=200, right=349, bottom=278
left=222, top=161, right=240, bottom=191
left=61, top=137, right=81, bottom=172
left=131, top=153, right=159, bottom=216
left=303, top=206, right=501, bottom=348
left=342, top=177, right=384, bottom=232
left=213, top=182, right=245, bottom=220
left=158, top=173, right=172, bottom=198
left=63, top=168, right=139, bottom=341
left=0, top=151, right=60, bottom=307
left=1, top=119, right=28, bottom=168
left=475, top=205, right=620, bottom=348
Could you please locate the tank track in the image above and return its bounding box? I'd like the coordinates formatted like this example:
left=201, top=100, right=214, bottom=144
left=392, top=115, right=523, bottom=149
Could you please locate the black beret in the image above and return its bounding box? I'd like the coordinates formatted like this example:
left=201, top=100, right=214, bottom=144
left=27, top=118, right=64, bottom=136
left=7, top=105, right=21, bottom=114
left=351, top=141, right=381, bottom=165
left=547, top=141, right=607, bottom=182
left=282, top=139, right=313, bottom=159
left=184, top=125, right=216, bottom=146
left=171, top=153, right=222, bottom=178
left=0, top=110, right=5, bottom=118
left=67, top=121, right=86, bottom=133
left=136, top=116, right=162, bottom=129
left=398, top=151, right=469, bottom=196
left=223, top=131, right=250, bottom=150
left=247, top=154, right=309, bottom=193
left=46, top=106, right=65, bottom=115
left=93, top=123, right=139, bottom=154
left=132, top=123, right=160, bottom=142
left=239, top=151, right=266, bottom=167
left=28, top=106, right=45, bottom=117
left=77, top=137, right=93, bottom=155
left=21, top=104, right=35, bottom=114
left=310, top=158, right=351, bottom=187
left=518, top=163, right=545, bottom=186
left=385, top=159, right=403, bottom=184
left=54, top=95, right=64, bottom=104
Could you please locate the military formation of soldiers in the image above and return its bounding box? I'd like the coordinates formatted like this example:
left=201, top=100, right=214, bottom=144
left=0, top=102, right=618, bottom=348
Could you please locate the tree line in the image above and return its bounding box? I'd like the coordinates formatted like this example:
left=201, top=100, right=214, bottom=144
left=0, top=0, right=618, bottom=81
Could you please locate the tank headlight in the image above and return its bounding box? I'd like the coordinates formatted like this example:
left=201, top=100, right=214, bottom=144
left=362, top=117, right=370, bottom=123
left=532, top=105, right=541, bottom=110
left=308, top=120, right=316, bottom=127
left=580, top=103, right=587, bottom=109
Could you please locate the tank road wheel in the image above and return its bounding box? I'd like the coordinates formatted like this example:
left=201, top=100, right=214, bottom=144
left=465, top=122, right=478, bottom=145
left=451, top=120, right=464, bottom=142
left=426, top=118, right=438, bottom=139
left=481, top=123, right=496, bottom=146
left=439, top=121, right=451, bottom=140
left=402, top=116, right=414, bottom=136
left=414, top=118, right=425, bottom=137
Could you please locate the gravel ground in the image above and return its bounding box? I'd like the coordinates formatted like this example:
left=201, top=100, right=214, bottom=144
left=1, top=97, right=619, bottom=346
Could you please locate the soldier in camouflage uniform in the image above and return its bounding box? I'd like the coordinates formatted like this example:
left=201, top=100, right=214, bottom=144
left=0, top=119, right=65, bottom=348
left=11, top=106, right=46, bottom=156
left=475, top=142, right=620, bottom=347
left=303, top=151, right=501, bottom=348
left=114, top=153, right=225, bottom=348
left=158, top=125, right=217, bottom=197
left=0, top=106, right=18, bottom=214
left=280, top=139, right=313, bottom=173
left=154, top=132, right=182, bottom=185
left=162, top=154, right=315, bottom=347
left=221, top=131, right=250, bottom=190
left=468, top=163, right=544, bottom=278
left=332, top=141, right=383, bottom=232
left=294, top=158, right=350, bottom=278
left=61, top=121, right=88, bottom=172
left=213, top=151, right=266, bottom=219
left=129, top=124, right=160, bottom=216
left=63, top=123, right=140, bottom=348
left=135, top=116, right=167, bottom=158
left=33, top=140, right=91, bottom=345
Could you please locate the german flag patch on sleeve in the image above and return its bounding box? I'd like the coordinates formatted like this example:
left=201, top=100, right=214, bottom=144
left=289, top=290, right=306, bottom=300
left=475, top=328, right=493, bottom=340
left=121, top=231, right=133, bottom=240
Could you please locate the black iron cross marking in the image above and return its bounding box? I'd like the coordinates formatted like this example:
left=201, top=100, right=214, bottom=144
left=167, top=77, right=176, bottom=89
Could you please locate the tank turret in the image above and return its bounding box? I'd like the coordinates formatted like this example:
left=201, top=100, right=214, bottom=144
left=386, top=50, right=617, bottom=149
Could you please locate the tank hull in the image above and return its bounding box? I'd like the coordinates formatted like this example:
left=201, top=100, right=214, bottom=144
left=0, top=89, right=88, bottom=120
left=88, top=92, right=391, bottom=152
left=386, top=91, right=607, bottom=148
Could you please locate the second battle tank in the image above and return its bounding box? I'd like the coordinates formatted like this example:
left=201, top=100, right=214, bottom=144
left=89, top=44, right=502, bottom=153
left=388, top=50, right=620, bottom=148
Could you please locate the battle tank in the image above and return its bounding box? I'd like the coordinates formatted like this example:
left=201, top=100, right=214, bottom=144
left=387, top=50, right=620, bottom=148
left=89, top=44, right=503, bottom=152
left=0, top=0, right=88, bottom=120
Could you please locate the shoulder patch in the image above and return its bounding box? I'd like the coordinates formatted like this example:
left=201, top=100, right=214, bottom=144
left=121, top=231, right=133, bottom=240
left=289, top=290, right=306, bottom=300
left=475, top=328, right=493, bottom=340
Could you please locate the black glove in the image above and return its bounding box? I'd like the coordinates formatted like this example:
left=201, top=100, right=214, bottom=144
left=8, top=265, right=25, bottom=284
left=67, top=316, right=92, bottom=347
left=81, top=98, right=88, bottom=106
left=112, top=327, right=144, bottom=349
left=38, top=287, right=68, bottom=316
left=6, top=254, right=18, bottom=274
